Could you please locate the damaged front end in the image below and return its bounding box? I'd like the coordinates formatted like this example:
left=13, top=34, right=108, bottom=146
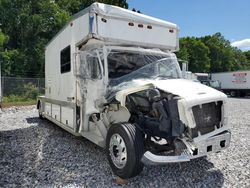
left=122, top=86, right=231, bottom=164
left=120, top=86, right=231, bottom=165
left=77, top=45, right=231, bottom=166
left=107, top=78, right=230, bottom=164
left=101, top=47, right=231, bottom=165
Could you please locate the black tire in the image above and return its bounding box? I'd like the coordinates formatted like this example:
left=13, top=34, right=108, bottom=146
left=37, top=101, right=44, bottom=119
left=239, top=92, right=246, bottom=98
left=106, top=123, right=144, bottom=179
left=230, top=91, right=236, bottom=97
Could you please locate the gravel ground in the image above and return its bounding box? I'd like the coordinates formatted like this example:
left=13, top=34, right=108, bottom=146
left=0, top=98, right=250, bottom=187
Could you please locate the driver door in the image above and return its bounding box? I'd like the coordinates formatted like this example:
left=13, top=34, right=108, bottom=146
left=76, top=49, right=106, bottom=131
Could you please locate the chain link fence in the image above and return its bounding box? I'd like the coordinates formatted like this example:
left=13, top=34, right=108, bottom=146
left=0, top=77, right=45, bottom=104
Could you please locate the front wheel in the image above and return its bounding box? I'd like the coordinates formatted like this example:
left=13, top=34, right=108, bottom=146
left=106, top=123, right=144, bottom=179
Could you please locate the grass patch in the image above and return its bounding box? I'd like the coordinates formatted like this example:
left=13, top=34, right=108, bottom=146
left=2, top=100, right=37, bottom=108
left=0, top=83, right=43, bottom=108
left=1, top=94, right=37, bottom=108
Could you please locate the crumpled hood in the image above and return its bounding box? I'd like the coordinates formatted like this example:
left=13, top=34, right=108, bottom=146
left=137, top=79, right=227, bottom=106
left=115, top=79, right=227, bottom=107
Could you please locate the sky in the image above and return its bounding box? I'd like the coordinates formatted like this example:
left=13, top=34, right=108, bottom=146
left=127, top=0, right=250, bottom=51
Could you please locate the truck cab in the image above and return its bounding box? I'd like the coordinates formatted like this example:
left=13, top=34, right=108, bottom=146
left=200, top=80, right=221, bottom=90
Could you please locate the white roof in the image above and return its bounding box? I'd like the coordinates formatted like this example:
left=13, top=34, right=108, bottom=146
left=46, top=3, right=179, bottom=50
left=91, top=3, right=178, bottom=29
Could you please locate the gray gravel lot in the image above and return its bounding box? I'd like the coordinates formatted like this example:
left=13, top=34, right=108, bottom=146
left=0, top=98, right=250, bottom=187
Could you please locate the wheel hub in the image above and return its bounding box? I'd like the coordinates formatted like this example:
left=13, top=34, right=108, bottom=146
left=109, top=133, right=127, bottom=169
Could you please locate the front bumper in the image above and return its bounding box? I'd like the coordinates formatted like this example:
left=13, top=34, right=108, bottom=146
left=141, top=130, right=231, bottom=165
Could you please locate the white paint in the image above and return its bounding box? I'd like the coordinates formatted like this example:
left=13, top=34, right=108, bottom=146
left=115, top=79, right=227, bottom=129
left=45, top=102, right=51, bottom=116
left=116, top=79, right=227, bottom=108
left=212, top=71, right=250, bottom=90
left=52, top=104, right=60, bottom=121
left=96, top=14, right=178, bottom=51
left=40, top=3, right=229, bottom=149
left=47, top=2, right=179, bottom=52
left=61, top=107, right=74, bottom=128
left=44, top=2, right=180, bottom=134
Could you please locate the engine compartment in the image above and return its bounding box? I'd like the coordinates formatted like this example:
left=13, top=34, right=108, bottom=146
left=125, top=88, right=186, bottom=141
left=105, top=85, right=225, bottom=157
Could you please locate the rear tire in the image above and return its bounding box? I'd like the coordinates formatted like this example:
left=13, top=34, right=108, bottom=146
left=239, top=92, right=246, bottom=97
left=230, top=91, right=236, bottom=97
left=37, top=101, right=44, bottom=119
left=106, top=123, right=144, bottom=179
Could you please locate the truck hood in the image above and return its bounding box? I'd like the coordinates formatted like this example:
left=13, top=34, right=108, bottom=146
left=114, top=79, right=227, bottom=107
left=148, top=79, right=227, bottom=106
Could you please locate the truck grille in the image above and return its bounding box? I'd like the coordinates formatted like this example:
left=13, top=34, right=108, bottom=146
left=191, top=101, right=222, bottom=138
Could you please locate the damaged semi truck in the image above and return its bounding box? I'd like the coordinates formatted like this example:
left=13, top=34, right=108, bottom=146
left=37, top=3, right=231, bottom=178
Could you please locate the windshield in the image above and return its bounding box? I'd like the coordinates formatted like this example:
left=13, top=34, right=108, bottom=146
left=108, top=50, right=182, bottom=87
left=210, top=80, right=220, bottom=88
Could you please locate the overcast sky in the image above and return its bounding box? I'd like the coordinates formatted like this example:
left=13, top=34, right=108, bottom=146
left=127, top=0, right=250, bottom=51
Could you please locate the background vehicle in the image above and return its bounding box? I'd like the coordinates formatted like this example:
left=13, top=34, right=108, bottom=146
left=195, top=73, right=221, bottom=90
left=211, top=71, right=250, bottom=97
left=200, top=80, right=221, bottom=90
left=37, top=3, right=231, bottom=178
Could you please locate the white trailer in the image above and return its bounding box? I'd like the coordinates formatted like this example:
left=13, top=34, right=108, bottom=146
left=211, top=71, right=250, bottom=97
left=38, top=3, right=231, bottom=178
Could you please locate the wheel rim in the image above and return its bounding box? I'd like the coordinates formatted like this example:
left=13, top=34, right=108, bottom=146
left=109, top=133, right=127, bottom=169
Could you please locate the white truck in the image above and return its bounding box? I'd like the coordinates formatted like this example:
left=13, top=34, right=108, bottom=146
left=195, top=73, right=221, bottom=90
left=211, top=71, right=250, bottom=97
left=37, top=3, right=231, bottom=178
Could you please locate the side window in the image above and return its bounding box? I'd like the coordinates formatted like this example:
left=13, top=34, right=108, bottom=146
left=159, top=62, right=177, bottom=78
left=86, top=56, right=102, bottom=79
left=60, top=46, right=71, bottom=73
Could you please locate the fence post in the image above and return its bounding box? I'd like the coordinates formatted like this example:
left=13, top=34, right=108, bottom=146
left=38, top=78, right=40, bottom=94
left=0, top=77, right=3, bottom=108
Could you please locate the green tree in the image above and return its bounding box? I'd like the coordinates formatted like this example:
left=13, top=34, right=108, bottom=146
left=0, top=0, right=128, bottom=77
left=243, top=51, right=250, bottom=69
left=177, top=33, right=249, bottom=73
left=0, top=31, right=9, bottom=51
left=0, top=30, right=10, bottom=75
left=244, top=51, right=250, bottom=60
left=201, top=33, right=246, bottom=72
left=177, top=37, right=210, bottom=73
left=0, top=0, right=70, bottom=77
left=177, top=40, right=189, bottom=62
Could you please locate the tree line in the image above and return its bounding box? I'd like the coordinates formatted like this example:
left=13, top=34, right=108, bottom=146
left=176, top=33, right=250, bottom=73
left=0, top=0, right=249, bottom=78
